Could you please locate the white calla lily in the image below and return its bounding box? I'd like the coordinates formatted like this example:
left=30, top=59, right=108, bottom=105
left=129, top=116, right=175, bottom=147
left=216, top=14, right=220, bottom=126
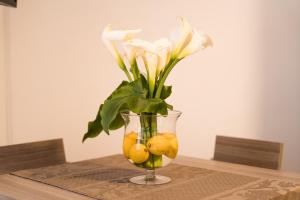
left=142, top=52, right=158, bottom=96
left=154, top=38, right=172, bottom=74
left=102, top=25, right=141, bottom=59
left=126, top=38, right=163, bottom=96
left=126, top=38, right=158, bottom=95
left=177, top=30, right=213, bottom=59
left=155, top=18, right=212, bottom=98
left=102, top=28, right=120, bottom=62
left=123, top=45, right=136, bottom=65
left=125, top=38, right=157, bottom=54
left=123, top=44, right=141, bottom=80
left=126, top=38, right=172, bottom=74
left=170, top=17, right=193, bottom=58
left=102, top=25, right=141, bottom=41
left=102, top=25, right=141, bottom=80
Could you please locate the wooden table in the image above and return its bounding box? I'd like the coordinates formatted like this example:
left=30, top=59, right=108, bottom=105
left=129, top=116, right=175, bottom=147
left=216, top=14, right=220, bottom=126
left=0, top=155, right=299, bottom=200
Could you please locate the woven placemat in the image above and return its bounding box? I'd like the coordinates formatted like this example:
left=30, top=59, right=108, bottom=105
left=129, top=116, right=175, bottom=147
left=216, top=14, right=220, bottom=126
left=10, top=155, right=299, bottom=200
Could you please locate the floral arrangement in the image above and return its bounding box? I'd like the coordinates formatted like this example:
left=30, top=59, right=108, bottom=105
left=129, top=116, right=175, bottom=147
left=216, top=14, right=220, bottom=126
left=83, top=17, right=212, bottom=142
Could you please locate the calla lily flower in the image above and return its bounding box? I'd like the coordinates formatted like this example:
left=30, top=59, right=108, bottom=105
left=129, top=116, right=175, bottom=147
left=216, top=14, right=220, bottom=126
left=124, top=38, right=156, bottom=69
left=125, top=38, right=157, bottom=54
left=102, top=25, right=141, bottom=80
left=126, top=38, right=172, bottom=75
left=123, top=45, right=136, bottom=65
left=123, top=45, right=141, bottom=80
left=126, top=38, right=167, bottom=96
left=142, top=52, right=158, bottom=96
left=126, top=39, right=158, bottom=94
left=170, top=17, right=212, bottom=60
left=170, top=17, right=193, bottom=58
left=154, top=38, right=172, bottom=74
left=102, top=26, right=141, bottom=41
left=177, top=30, right=213, bottom=59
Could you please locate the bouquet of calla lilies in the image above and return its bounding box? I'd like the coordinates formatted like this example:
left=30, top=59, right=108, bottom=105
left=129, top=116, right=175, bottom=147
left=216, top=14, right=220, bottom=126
left=83, top=17, right=212, bottom=142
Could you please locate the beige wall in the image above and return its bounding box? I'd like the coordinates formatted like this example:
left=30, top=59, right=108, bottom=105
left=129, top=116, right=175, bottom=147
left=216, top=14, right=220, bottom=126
left=0, top=7, right=7, bottom=145
left=3, top=0, right=300, bottom=171
left=260, top=0, right=300, bottom=172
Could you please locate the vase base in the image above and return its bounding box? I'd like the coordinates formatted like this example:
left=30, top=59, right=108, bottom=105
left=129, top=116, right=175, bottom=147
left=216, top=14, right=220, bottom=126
left=129, top=175, right=171, bottom=185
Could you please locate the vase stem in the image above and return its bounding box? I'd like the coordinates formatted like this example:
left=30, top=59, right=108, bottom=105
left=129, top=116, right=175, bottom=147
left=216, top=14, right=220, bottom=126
left=144, top=169, right=156, bottom=181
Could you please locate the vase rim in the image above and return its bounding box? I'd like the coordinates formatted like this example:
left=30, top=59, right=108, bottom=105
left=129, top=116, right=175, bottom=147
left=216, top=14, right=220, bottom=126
left=120, top=110, right=182, bottom=117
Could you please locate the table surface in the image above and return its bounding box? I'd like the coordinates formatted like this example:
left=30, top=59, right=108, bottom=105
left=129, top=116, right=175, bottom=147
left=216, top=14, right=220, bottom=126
left=0, top=155, right=299, bottom=200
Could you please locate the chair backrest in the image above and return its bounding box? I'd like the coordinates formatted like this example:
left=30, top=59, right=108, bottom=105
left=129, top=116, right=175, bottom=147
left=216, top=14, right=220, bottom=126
left=213, top=135, right=283, bottom=170
left=0, top=138, right=66, bottom=174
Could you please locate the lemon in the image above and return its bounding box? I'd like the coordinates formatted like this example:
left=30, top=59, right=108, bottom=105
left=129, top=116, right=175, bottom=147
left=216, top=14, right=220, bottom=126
left=160, top=133, right=176, bottom=140
left=146, top=135, right=169, bottom=155
left=160, top=133, right=178, bottom=159
left=129, top=144, right=149, bottom=163
left=122, top=132, right=137, bottom=158
left=164, top=137, right=178, bottom=158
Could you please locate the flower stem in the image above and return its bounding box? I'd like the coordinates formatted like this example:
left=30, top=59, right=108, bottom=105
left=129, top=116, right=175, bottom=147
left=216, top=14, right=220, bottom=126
left=130, top=59, right=140, bottom=80
left=119, top=59, right=132, bottom=81
left=154, top=59, right=180, bottom=99
left=124, top=69, right=133, bottom=82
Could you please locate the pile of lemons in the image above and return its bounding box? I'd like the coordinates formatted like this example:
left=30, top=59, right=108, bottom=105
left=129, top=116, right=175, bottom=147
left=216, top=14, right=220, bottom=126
left=123, top=132, right=178, bottom=164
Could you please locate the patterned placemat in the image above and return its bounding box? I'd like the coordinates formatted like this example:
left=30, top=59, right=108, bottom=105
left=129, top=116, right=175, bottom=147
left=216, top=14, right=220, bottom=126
left=10, top=155, right=300, bottom=200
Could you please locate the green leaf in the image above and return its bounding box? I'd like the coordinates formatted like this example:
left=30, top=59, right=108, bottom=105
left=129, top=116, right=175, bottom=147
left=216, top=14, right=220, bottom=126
left=82, top=104, right=103, bottom=143
left=82, top=81, right=130, bottom=142
left=107, top=81, right=130, bottom=99
left=160, top=85, right=172, bottom=100
left=100, top=78, right=169, bottom=133
left=109, top=112, right=124, bottom=130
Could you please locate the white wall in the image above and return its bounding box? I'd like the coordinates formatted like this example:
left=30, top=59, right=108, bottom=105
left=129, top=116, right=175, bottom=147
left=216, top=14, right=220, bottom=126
left=0, top=7, right=7, bottom=145
left=259, top=0, right=300, bottom=172
left=3, top=0, right=300, bottom=171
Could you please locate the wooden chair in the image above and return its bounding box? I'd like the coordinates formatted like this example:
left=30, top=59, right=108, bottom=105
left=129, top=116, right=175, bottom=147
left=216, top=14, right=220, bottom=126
left=213, top=135, right=283, bottom=170
left=0, top=138, right=66, bottom=174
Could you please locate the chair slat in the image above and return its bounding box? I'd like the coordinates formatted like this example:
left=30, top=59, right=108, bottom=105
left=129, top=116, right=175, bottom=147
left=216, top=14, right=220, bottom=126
left=213, top=135, right=283, bottom=170
left=0, top=138, right=66, bottom=174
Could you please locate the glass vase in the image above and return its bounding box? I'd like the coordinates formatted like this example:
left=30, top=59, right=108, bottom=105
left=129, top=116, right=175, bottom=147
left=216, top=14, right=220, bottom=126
left=121, top=110, right=181, bottom=185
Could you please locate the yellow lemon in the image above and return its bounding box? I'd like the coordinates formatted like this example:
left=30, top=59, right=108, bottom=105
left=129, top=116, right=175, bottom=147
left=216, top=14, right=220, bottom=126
left=164, top=137, right=178, bottom=159
left=146, top=135, right=169, bottom=156
left=160, top=133, right=178, bottom=159
left=160, top=133, right=176, bottom=140
left=129, top=144, right=149, bottom=163
left=122, top=132, right=137, bottom=158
